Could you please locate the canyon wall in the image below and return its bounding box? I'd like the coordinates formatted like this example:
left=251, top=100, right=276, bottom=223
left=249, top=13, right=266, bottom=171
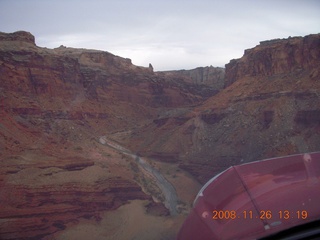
left=225, top=34, right=320, bottom=87
left=160, top=66, right=225, bottom=90
left=1, top=31, right=202, bottom=239
left=127, top=34, right=320, bottom=184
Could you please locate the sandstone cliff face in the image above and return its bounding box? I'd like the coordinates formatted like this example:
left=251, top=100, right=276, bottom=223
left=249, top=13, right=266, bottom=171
left=0, top=31, right=213, bottom=109
left=225, top=34, right=320, bottom=87
left=0, top=31, right=217, bottom=152
left=0, top=31, right=35, bottom=44
left=0, top=175, right=149, bottom=239
left=126, top=34, right=320, bottom=184
left=160, top=66, right=225, bottom=90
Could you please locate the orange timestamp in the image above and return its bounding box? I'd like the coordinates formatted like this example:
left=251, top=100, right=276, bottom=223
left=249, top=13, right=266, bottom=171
left=212, top=210, right=308, bottom=220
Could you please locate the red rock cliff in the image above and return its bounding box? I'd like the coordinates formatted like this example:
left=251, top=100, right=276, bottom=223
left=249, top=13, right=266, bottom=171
left=0, top=31, right=35, bottom=44
left=160, top=66, right=225, bottom=90
left=127, top=34, right=320, bottom=184
left=225, top=34, right=320, bottom=87
left=1, top=31, right=197, bottom=239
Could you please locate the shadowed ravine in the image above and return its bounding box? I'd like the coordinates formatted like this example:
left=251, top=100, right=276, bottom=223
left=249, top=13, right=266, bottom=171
left=99, top=136, right=178, bottom=216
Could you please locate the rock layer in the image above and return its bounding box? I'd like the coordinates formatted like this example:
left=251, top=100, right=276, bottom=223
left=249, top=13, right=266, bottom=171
left=225, top=34, right=320, bottom=87
left=0, top=178, right=148, bottom=239
left=160, top=66, right=225, bottom=90
left=0, top=31, right=35, bottom=44
left=125, top=34, right=320, bottom=184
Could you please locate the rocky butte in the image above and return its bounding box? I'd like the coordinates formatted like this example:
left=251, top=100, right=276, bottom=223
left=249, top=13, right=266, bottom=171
left=0, top=31, right=320, bottom=239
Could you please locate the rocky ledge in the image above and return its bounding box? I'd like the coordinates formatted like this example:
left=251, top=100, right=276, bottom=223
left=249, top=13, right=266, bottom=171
left=0, top=155, right=151, bottom=239
left=0, top=31, right=35, bottom=45
left=225, top=34, right=320, bottom=87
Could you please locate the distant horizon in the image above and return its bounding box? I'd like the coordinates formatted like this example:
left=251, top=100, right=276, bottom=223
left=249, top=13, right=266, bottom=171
left=1, top=0, right=319, bottom=71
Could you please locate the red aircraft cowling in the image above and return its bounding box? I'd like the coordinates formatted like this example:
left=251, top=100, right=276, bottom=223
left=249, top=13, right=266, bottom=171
left=177, top=152, right=320, bottom=240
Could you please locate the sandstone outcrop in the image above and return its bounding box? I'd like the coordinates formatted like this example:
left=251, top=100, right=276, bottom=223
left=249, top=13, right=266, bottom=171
left=0, top=176, right=149, bottom=239
left=225, top=34, right=320, bottom=87
left=160, top=66, right=225, bottom=90
left=0, top=31, right=35, bottom=45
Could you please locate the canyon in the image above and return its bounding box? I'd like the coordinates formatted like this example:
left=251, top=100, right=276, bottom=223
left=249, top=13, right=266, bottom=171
left=0, top=31, right=319, bottom=239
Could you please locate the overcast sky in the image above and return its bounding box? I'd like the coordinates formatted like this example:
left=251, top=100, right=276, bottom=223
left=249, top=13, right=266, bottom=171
left=0, top=0, right=319, bottom=71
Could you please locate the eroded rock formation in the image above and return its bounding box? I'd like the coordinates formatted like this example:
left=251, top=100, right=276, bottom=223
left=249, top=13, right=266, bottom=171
left=125, top=34, right=320, bottom=184
left=0, top=176, right=149, bottom=239
left=160, top=66, right=225, bottom=90
left=225, top=34, right=320, bottom=87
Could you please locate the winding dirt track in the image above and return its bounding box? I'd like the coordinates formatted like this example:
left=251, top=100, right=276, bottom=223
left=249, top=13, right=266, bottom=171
left=99, top=136, right=178, bottom=216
